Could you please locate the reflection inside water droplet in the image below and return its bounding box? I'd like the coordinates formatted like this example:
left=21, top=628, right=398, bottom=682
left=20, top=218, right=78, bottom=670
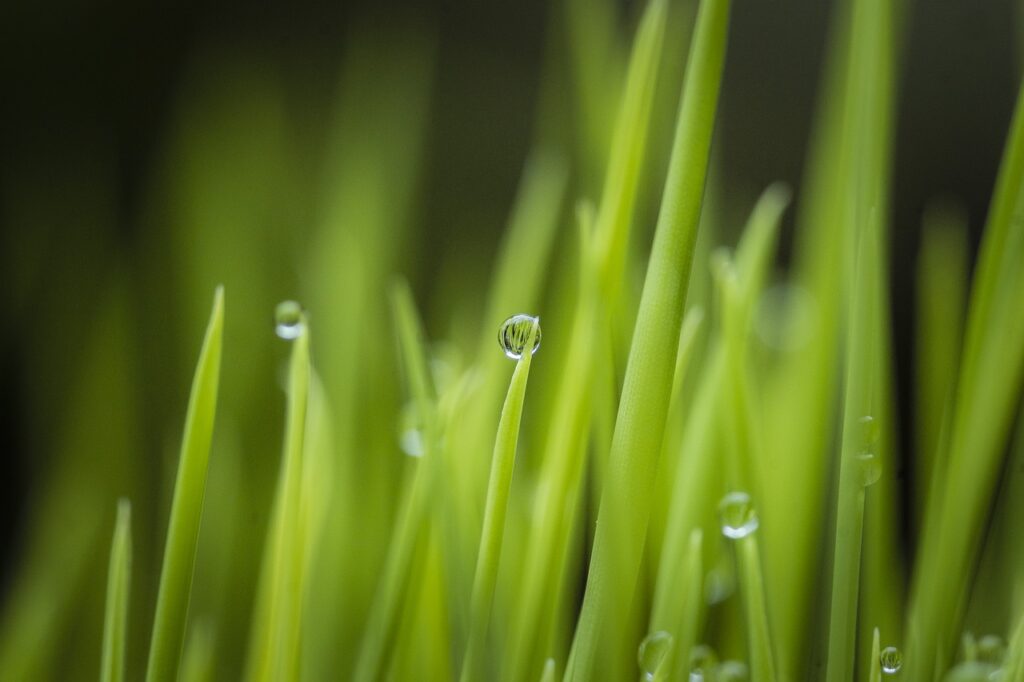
left=498, top=314, right=541, bottom=360
left=880, top=645, right=902, bottom=674
left=275, top=300, right=305, bottom=339
left=718, top=491, right=759, bottom=539
left=637, top=631, right=673, bottom=680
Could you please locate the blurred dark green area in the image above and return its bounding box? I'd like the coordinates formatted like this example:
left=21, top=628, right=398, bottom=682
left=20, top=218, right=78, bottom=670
left=0, top=0, right=1019, bottom=672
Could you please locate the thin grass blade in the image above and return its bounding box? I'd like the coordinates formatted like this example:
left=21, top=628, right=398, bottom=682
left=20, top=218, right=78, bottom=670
left=145, top=287, right=224, bottom=682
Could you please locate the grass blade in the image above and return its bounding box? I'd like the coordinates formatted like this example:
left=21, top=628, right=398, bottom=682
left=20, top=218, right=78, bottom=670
left=146, top=287, right=224, bottom=682
left=353, top=283, right=439, bottom=682
left=460, top=320, right=540, bottom=681
left=101, top=499, right=132, bottom=682
left=868, top=628, right=881, bottom=682
left=907, top=74, right=1024, bottom=678
left=566, top=0, right=731, bottom=676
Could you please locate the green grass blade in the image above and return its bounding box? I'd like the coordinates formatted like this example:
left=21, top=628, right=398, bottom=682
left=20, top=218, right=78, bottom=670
left=566, top=0, right=731, bottom=676
left=353, top=283, right=438, bottom=682
left=907, top=74, right=1024, bottom=678
left=263, top=312, right=312, bottom=680
left=540, top=658, right=557, bottom=682
left=1003, top=614, right=1024, bottom=681
left=460, top=320, right=540, bottom=682
left=146, top=287, right=224, bottom=682
left=825, top=231, right=880, bottom=682
left=179, top=622, right=216, bottom=682
left=868, top=628, right=881, bottom=682
left=913, top=201, right=968, bottom=532
left=734, top=530, right=776, bottom=682
left=100, top=499, right=132, bottom=682
left=669, top=529, right=704, bottom=682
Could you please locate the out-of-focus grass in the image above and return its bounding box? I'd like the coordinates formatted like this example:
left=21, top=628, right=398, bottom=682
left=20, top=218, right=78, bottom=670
left=2, top=0, right=1024, bottom=680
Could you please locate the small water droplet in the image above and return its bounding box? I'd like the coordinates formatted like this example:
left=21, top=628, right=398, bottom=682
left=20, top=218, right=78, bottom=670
left=857, top=451, right=882, bottom=487
left=498, top=314, right=541, bottom=360
left=397, top=402, right=424, bottom=458
left=689, top=645, right=718, bottom=682
left=717, top=660, right=749, bottom=681
left=978, top=635, right=1006, bottom=665
left=719, top=492, right=759, bottom=539
left=637, top=631, right=673, bottom=680
left=880, top=646, right=902, bottom=674
left=275, top=300, right=305, bottom=339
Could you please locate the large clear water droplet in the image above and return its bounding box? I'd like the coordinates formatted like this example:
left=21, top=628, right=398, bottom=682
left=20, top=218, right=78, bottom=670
left=637, top=631, right=673, bottom=681
left=880, top=646, right=902, bottom=674
left=689, top=645, right=718, bottom=682
left=275, top=300, right=305, bottom=339
left=719, top=491, right=759, bottom=539
left=498, top=314, right=541, bottom=360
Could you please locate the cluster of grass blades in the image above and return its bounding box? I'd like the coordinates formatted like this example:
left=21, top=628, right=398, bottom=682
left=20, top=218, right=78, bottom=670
left=3, top=0, right=1024, bottom=680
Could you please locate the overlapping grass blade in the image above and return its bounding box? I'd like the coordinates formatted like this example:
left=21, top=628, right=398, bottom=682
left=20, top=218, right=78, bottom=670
left=460, top=320, right=540, bottom=681
left=101, top=499, right=132, bottom=682
left=353, top=282, right=439, bottom=682
left=146, top=287, right=224, bottom=682
left=566, top=0, right=731, bottom=676
left=907, top=74, right=1024, bottom=678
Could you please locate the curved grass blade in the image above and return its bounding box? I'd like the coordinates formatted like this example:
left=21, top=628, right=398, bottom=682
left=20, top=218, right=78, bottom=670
left=565, top=0, right=731, bottom=676
left=179, top=621, right=216, bottom=682
left=460, top=320, right=540, bottom=682
left=353, top=282, right=438, bottom=682
left=907, top=74, right=1024, bottom=679
left=246, top=310, right=312, bottom=681
left=825, top=230, right=879, bottom=682
left=868, top=628, right=881, bottom=682
left=145, top=287, right=224, bottom=682
left=101, top=499, right=132, bottom=682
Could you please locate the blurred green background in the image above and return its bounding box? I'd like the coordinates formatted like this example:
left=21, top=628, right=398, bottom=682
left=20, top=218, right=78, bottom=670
left=0, top=0, right=1020, bottom=677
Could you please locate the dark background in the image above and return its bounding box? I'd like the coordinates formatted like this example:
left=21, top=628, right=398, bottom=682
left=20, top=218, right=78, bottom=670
left=0, top=0, right=1019, bottom=576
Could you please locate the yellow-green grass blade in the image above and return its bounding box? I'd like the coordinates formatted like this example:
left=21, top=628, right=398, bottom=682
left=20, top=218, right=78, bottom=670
left=592, top=0, right=666, bottom=301
left=101, top=499, right=132, bottom=682
left=733, top=528, right=776, bottom=682
left=825, top=230, right=881, bottom=682
left=146, top=287, right=224, bottom=682
left=353, top=283, right=439, bottom=682
left=460, top=320, right=540, bottom=681
left=868, top=628, right=881, bottom=682
left=179, top=622, right=216, bottom=682
left=669, top=530, right=704, bottom=682
left=505, top=208, right=602, bottom=682
left=566, top=0, right=730, bottom=676
left=913, top=200, right=968, bottom=533
left=1004, top=614, right=1024, bottom=681
left=907, top=74, right=1024, bottom=677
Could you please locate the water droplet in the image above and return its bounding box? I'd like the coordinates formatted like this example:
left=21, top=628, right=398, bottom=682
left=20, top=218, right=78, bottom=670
left=397, top=402, right=424, bottom=458
left=637, top=631, right=673, bottom=680
left=858, top=414, right=879, bottom=446
left=717, top=660, right=749, bottom=681
left=857, top=451, right=882, bottom=487
left=978, top=635, right=1006, bottom=664
left=275, top=300, right=305, bottom=339
left=719, top=491, right=759, bottom=539
left=689, top=645, right=718, bottom=682
left=880, top=646, right=902, bottom=674
left=498, top=314, right=541, bottom=360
